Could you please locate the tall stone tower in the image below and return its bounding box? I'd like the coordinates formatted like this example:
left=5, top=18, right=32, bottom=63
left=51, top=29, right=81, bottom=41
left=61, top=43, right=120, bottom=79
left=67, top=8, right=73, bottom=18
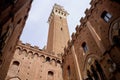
left=47, top=4, right=70, bottom=57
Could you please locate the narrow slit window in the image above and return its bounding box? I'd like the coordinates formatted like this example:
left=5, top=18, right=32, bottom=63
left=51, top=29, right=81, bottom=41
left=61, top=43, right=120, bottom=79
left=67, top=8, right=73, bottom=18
left=67, top=66, right=71, bottom=79
left=61, top=27, right=63, bottom=31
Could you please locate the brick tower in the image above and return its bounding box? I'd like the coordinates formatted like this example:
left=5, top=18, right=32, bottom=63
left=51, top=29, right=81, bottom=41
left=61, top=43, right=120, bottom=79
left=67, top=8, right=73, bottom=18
left=47, top=4, right=70, bottom=57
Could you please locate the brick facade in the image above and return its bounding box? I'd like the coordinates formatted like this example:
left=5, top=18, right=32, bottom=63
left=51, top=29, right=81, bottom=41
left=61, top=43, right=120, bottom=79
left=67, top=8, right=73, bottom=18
left=1, top=0, right=120, bottom=80
left=6, top=41, right=62, bottom=80
left=0, top=0, right=32, bottom=79
left=63, top=0, right=120, bottom=80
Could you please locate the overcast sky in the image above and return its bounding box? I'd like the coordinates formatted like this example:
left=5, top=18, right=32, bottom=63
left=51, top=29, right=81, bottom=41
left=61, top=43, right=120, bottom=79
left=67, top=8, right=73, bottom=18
left=20, top=0, right=91, bottom=49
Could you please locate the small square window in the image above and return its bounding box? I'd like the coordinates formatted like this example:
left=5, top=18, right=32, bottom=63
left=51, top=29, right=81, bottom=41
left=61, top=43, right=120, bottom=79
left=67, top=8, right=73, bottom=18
left=60, top=17, right=62, bottom=19
left=101, top=11, right=112, bottom=22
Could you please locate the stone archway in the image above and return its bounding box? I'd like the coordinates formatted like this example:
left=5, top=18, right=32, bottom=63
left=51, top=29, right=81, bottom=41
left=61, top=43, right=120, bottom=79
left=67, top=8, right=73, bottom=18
left=83, top=53, right=100, bottom=71
left=83, top=54, right=106, bottom=80
left=85, top=60, right=106, bottom=80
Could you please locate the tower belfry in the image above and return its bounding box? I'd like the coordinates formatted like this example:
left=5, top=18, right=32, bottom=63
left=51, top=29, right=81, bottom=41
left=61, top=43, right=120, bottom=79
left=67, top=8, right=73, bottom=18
left=47, top=4, right=70, bottom=57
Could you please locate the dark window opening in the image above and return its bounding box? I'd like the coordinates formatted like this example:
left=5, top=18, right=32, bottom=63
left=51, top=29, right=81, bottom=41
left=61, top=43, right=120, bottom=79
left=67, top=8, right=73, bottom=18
left=91, top=65, right=99, bottom=80
left=67, top=66, right=71, bottom=76
left=101, top=11, right=112, bottom=22
left=82, top=42, right=88, bottom=53
left=48, top=71, right=54, bottom=76
left=46, top=57, right=50, bottom=62
left=17, top=18, right=22, bottom=24
left=61, top=27, right=63, bottom=31
left=57, top=60, right=61, bottom=64
left=0, top=59, right=2, bottom=66
left=118, top=29, right=120, bottom=36
left=60, top=17, right=62, bottom=19
left=56, top=10, right=57, bottom=12
left=13, top=61, right=20, bottom=66
left=111, top=0, right=120, bottom=4
left=62, top=59, right=64, bottom=63
left=5, top=0, right=11, bottom=4
left=48, top=71, right=54, bottom=80
left=5, top=0, right=18, bottom=4
left=113, top=36, right=120, bottom=47
left=24, top=15, right=28, bottom=20
left=27, top=8, right=30, bottom=13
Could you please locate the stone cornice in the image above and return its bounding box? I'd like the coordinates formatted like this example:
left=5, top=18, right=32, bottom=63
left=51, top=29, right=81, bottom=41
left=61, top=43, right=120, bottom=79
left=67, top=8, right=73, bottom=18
left=17, top=41, right=61, bottom=60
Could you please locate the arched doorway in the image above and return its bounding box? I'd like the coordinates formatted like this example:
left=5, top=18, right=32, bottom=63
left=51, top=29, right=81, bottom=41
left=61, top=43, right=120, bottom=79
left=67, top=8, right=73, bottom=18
left=85, top=57, right=106, bottom=80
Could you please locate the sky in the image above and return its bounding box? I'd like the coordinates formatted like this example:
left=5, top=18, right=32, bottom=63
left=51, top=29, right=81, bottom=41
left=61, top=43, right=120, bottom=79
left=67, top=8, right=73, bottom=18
left=20, top=0, right=91, bottom=49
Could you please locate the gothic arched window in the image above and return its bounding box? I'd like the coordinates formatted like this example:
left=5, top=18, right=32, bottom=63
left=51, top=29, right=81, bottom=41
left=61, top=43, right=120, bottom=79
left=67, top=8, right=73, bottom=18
left=82, top=42, right=88, bottom=54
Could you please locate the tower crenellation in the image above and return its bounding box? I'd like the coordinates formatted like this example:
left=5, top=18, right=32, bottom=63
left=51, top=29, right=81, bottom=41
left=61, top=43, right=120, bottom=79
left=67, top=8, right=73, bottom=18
left=48, top=3, right=69, bottom=23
